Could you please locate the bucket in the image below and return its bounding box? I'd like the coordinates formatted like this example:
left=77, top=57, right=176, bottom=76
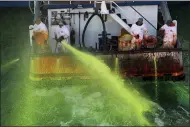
left=118, top=34, right=132, bottom=51
left=144, top=35, right=157, bottom=48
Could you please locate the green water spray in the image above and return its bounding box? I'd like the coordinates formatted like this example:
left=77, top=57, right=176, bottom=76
left=1, top=58, right=19, bottom=69
left=7, top=72, right=37, bottom=125
left=13, top=83, right=37, bottom=125
left=62, top=41, right=156, bottom=126
left=114, top=57, right=119, bottom=74
left=154, top=55, right=158, bottom=102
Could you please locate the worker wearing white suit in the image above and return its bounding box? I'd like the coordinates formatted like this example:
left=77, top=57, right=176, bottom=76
left=131, top=18, right=148, bottom=50
left=160, top=20, right=177, bottom=48
left=54, top=21, right=70, bottom=53
left=32, top=18, right=48, bottom=53
left=33, top=20, right=48, bottom=34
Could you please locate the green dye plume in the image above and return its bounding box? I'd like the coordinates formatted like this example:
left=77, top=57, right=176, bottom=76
left=62, top=41, right=156, bottom=126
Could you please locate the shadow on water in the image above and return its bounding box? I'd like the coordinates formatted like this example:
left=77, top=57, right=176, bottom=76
left=132, top=78, right=189, bottom=109
left=130, top=78, right=190, bottom=126
left=142, top=81, right=178, bottom=108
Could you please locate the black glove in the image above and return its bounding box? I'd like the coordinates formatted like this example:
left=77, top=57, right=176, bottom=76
left=60, top=36, right=65, bottom=40
left=59, top=36, right=65, bottom=42
left=134, top=35, right=139, bottom=39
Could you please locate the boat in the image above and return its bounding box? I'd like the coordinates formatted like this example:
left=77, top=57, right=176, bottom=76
left=28, top=1, right=186, bottom=81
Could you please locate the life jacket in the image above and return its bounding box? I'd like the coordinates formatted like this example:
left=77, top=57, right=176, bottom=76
left=34, top=31, right=48, bottom=45
left=33, top=22, right=48, bottom=45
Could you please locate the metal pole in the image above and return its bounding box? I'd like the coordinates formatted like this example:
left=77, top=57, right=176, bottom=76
left=188, top=42, right=190, bottom=85
left=34, top=0, right=41, bottom=21
left=79, top=11, right=81, bottom=48
left=94, top=1, right=96, bottom=8
left=33, top=0, right=41, bottom=54
left=160, top=1, right=172, bottom=22
left=130, top=6, right=157, bottom=30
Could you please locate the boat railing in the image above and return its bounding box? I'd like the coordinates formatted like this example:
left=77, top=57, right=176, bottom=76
left=111, top=1, right=129, bottom=22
